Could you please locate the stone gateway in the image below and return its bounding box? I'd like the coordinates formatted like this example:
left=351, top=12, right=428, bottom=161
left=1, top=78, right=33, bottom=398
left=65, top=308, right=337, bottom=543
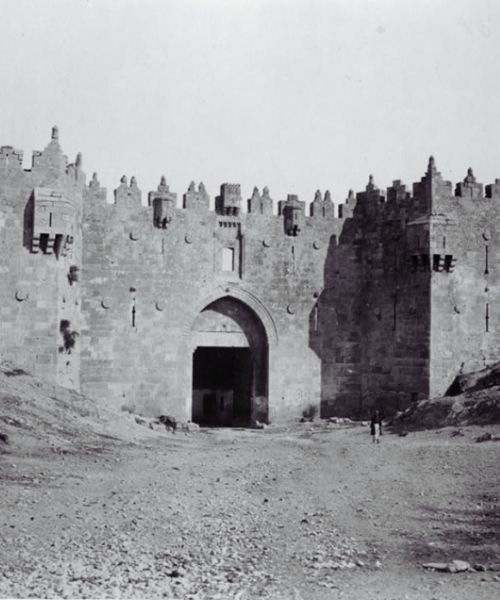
left=1, top=128, right=499, bottom=423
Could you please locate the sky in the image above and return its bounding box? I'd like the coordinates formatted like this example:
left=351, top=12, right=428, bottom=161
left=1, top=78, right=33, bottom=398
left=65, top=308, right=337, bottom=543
left=1, top=0, right=500, bottom=208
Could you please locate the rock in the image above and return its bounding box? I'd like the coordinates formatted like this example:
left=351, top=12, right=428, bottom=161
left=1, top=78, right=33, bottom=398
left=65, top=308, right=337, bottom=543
left=423, top=562, right=449, bottom=572
left=328, top=417, right=353, bottom=424
left=447, top=559, right=471, bottom=573
left=475, top=432, right=493, bottom=443
left=423, top=560, right=471, bottom=573
left=179, top=421, right=200, bottom=433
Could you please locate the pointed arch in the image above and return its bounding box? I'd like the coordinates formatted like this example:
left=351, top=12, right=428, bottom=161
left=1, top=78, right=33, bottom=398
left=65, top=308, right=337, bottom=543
left=187, top=285, right=278, bottom=347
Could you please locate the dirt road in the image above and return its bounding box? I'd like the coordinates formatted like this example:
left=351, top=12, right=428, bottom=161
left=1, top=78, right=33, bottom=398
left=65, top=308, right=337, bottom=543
left=1, top=421, right=499, bottom=599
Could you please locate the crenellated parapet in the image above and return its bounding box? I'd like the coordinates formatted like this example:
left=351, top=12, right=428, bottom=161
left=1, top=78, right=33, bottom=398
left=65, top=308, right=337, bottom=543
left=455, top=167, right=483, bottom=199
left=413, top=156, right=453, bottom=209
left=486, top=179, right=500, bottom=199
left=0, top=146, right=24, bottom=171
left=338, top=189, right=356, bottom=219
left=354, top=175, right=385, bottom=218
left=31, top=126, right=69, bottom=175
left=84, top=172, right=107, bottom=206
left=183, top=180, right=209, bottom=212
left=66, top=152, right=85, bottom=183
left=310, top=190, right=334, bottom=219
left=386, top=180, right=410, bottom=204
left=114, top=175, right=142, bottom=206
left=247, top=186, right=273, bottom=215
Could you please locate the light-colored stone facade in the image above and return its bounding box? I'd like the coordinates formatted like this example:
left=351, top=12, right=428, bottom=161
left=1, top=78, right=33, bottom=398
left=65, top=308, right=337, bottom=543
left=1, top=130, right=499, bottom=422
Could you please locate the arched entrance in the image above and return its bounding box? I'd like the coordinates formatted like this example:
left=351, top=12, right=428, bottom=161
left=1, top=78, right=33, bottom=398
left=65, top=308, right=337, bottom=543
left=191, top=296, right=268, bottom=426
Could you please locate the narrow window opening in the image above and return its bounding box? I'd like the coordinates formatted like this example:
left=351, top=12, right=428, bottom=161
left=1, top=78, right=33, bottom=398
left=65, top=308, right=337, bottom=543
left=40, top=233, right=49, bottom=253
left=54, top=234, right=63, bottom=259
left=444, top=255, right=454, bottom=272
left=49, top=212, right=53, bottom=227
left=132, top=302, right=136, bottom=328
left=443, top=236, right=446, bottom=249
left=221, top=247, right=235, bottom=271
left=485, top=245, right=489, bottom=275
left=420, top=254, right=430, bottom=272
left=486, top=303, right=489, bottom=332
left=432, top=254, right=441, bottom=271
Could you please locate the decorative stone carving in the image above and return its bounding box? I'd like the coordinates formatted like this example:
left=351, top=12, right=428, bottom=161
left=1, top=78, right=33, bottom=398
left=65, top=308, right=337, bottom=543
left=15, top=289, right=29, bottom=302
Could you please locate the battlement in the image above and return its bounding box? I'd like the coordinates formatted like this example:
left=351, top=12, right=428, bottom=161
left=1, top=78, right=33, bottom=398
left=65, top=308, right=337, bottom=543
left=310, top=190, right=334, bottom=218
left=248, top=186, right=273, bottom=215
left=77, top=153, right=500, bottom=247
left=0, top=146, right=24, bottom=170
left=183, top=180, right=209, bottom=212
left=114, top=175, right=142, bottom=206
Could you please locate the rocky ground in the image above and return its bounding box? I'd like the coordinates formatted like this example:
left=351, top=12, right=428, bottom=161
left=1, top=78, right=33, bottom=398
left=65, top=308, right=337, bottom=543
left=0, top=366, right=499, bottom=599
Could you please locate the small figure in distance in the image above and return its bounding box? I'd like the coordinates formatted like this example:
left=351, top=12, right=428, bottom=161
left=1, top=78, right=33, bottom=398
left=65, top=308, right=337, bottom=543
left=370, top=409, right=382, bottom=444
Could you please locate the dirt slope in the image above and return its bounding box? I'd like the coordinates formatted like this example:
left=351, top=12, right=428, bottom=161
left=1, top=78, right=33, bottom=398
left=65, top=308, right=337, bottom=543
left=392, top=363, right=500, bottom=431
left=1, top=365, right=499, bottom=599
left=0, top=362, right=150, bottom=457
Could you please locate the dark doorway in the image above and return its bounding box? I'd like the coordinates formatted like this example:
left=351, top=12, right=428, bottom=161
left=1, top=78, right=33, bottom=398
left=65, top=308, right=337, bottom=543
left=192, top=347, right=253, bottom=426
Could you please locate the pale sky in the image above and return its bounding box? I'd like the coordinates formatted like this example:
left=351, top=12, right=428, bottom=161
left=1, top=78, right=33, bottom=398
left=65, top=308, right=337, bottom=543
left=1, top=0, right=500, bottom=207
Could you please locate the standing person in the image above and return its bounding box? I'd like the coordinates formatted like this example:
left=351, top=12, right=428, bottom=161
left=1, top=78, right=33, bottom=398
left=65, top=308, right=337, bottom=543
left=370, top=410, right=382, bottom=443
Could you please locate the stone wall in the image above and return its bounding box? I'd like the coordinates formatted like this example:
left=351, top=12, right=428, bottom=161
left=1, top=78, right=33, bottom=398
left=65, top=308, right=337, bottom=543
left=2, top=129, right=500, bottom=421
left=80, top=178, right=337, bottom=421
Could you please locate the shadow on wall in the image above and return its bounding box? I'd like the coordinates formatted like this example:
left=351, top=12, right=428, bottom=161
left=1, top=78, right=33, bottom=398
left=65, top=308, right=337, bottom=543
left=310, top=186, right=426, bottom=420
left=311, top=213, right=366, bottom=418
left=23, top=193, right=34, bottom=251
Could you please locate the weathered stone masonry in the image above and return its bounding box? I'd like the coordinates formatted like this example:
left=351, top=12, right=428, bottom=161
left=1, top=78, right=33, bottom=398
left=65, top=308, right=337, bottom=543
left=1, top=129, right=499, bottom=422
